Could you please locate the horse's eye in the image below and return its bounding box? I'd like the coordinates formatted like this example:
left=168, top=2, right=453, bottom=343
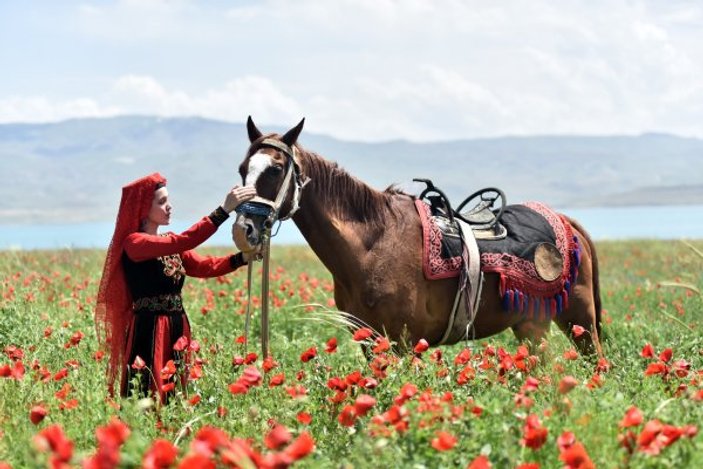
left=270, top=165, right=284, bottom=174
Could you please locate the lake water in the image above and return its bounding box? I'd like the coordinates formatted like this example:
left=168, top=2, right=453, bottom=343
left=2, top=205, right=703, bottom=250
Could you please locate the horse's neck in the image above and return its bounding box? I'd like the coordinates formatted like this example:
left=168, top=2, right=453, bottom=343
left=292, top=154, right=389, bottom=278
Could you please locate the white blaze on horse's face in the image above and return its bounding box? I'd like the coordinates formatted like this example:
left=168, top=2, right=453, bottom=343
left=245, top=151, right=274, bottom=187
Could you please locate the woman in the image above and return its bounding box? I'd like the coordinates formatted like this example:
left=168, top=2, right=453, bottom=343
left=95, top=172, right=257, bottom=403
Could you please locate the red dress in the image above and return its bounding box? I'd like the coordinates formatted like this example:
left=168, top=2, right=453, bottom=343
left=120, top=208, right=245, bottom=402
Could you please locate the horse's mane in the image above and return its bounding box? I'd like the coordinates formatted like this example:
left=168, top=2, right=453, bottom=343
left=297, top=147, right=409, bottom=227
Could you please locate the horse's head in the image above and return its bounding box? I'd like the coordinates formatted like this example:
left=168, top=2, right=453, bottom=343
left=232, top=116, right=307, bottom=252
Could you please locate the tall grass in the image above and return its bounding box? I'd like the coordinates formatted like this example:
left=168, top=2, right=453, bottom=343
left=0, top=241, right=702, bottom=467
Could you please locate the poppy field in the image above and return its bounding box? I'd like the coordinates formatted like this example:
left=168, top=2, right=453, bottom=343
left=1, top=240, right=702, bottom=468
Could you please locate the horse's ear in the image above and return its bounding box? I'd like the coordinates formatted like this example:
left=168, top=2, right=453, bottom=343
left=281, top=118, right=305, bottom=147
left=247, top=115, right=263, bottom=143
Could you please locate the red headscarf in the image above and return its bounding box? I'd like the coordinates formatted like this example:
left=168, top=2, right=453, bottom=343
left=95, top=172, right=167, bottom=395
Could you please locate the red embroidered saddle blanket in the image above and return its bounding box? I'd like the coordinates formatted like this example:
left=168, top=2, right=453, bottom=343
left=415, top=200, right=580, bottom=316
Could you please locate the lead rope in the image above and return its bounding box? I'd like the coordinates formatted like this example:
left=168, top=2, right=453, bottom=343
left=240, top=235, right=280, bottom=357
left=260, top=232, right=271, bottom=358
left=243, top=261, right=254, bottom=349
left=242, top=229, right=273, bottom=358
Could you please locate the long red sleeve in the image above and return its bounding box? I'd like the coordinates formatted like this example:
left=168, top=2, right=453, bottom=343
left=181, top=250, right=241, bottom=278
left=123, top=217, right=217, bottom=262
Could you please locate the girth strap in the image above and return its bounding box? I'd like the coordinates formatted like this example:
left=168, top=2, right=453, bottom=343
left=438, top=219, right=483, bottom=344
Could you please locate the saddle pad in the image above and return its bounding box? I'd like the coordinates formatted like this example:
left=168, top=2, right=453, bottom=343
left=416, top=200, right=464, bottom=280
left=416, top=200, right=581, bottom=317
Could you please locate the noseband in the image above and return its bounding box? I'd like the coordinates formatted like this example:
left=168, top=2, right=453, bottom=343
left=235, top=138, right=309, bottom=230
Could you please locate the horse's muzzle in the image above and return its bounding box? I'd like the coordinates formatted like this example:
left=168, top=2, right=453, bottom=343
left=232, top=215, right=259, bottom=251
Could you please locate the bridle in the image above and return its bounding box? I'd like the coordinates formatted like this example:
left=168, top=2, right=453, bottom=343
left=235, top=138, right=309, bottom=228
left=234, top=138, right=309, bottom=358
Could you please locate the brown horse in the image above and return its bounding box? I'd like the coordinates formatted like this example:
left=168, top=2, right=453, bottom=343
left=232, top=117, right=603, bottom=357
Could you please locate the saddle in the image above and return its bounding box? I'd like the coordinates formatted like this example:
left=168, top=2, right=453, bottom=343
left=415, top=178, right=581, bottom=322
left=414, top=179, right=507, bottom=240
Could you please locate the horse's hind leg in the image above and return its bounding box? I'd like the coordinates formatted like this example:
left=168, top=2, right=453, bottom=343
left=554, top=252, right=603, bottom=358
left=511, top=319, right=551, bottom=352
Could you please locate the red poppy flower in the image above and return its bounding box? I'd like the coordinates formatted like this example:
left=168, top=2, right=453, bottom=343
left=454, top=348, right=471, bottom=365
left=338, top=405, right=357, bottom=427
left=95, top=417, right=130, bottom=450
left=173, top=336, right=189, bottom=352
left=241, top=366, right=262, bottom=386
left=431, top=431, right=457, bottom=451
left=131, top=356, right=146, bottom=371
left=269, top=373, right=285, bottom=387
left=563, top=349, right=579, bottom=360
left=161, top=382, right=175, bottom=393
left=227, top=381, right=249, bottom=395
left=244, top=352, right=258, bottom=364
left=468, top=455, right=492, bottom=469
left=232, top=356, right=245, bottom=367
left=33, top=424, right=74, bottom=462
left=360, top=377, right=378, bottom=389
left=300, top=347, right=317, bottom=363
left=556, top=431, right=576, bottom=452
left=189, top=395, right=201, bottom=406
left=325, top=337, right=338, bottom=353
left=394, top=383, right=418, bottom=405
left=559, top=442, right=594, bottom=469
left=658, top=348, right=673, bottom=363
left=558, top=376, right=579, bottom=395
left=142, top=439, right=179, bottom=469
left=571, top=325, right=586, bottom=337
left=30, top=405, right=48, bottom=425
left=53, top=368, right=69, bottom=381
left=178, top=453, right=215, bottom=469
left=264, top=423, right=292, bottom=450
left=354, top=394, right=377, bottom=417
left=189, top=364, right=203, bottom=381
left=161, top=360, right=176, bottom=381
left=262, top=356, right=278, bottom=372
left=644, top=362, right=668, bottom=377
left=283, top=431, right=315, bottom=460
left=640, top=343, right=655, bottom=358
left=522, top=376, right=540, bottom=392
left=191, top=426, right=228, bottom=457
left=619, top=406, right=643, bottom=428
left=368, top=337, right=389, bottom=355
left=522, top=415, right=548, bottom=450
left=353, top=328, right=373, bottom=341
left=413, top=339, right=429, bottom=354
left=296, top=411, right=312, bottom=425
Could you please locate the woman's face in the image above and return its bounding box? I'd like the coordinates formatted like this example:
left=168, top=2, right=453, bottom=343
left=147, top=186, right=172, bottom=227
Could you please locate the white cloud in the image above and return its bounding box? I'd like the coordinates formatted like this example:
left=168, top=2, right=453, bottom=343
left=110, top=75, right=303, bottom=125
left=0, top=97, right=120, bottom=123
left=1, top=1, right=702, bottom=140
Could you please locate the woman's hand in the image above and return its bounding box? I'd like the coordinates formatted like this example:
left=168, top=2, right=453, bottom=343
left=222, top=185, right=257, bottom=213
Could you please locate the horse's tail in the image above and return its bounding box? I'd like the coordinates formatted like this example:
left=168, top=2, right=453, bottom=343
left=566, top=216, right=602, bottom=338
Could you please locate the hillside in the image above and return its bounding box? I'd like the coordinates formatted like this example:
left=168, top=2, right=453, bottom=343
left=1, top=116, right=702, bottom=223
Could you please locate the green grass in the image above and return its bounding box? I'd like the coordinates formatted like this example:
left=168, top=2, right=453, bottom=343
left=1, top=240, right=702, bottom=468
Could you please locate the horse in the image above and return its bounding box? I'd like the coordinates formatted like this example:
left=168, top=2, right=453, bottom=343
left=232, top=117, right=603, bottom=358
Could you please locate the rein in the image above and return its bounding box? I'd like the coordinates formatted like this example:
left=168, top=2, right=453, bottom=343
left=238, top=138, right=309, bottom=358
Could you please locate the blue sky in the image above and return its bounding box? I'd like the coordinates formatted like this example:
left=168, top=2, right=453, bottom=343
left=1, top=0, right=702, bottom=141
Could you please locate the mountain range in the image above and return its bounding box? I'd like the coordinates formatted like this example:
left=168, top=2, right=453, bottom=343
left=2, top=116, right=703, bottom=224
